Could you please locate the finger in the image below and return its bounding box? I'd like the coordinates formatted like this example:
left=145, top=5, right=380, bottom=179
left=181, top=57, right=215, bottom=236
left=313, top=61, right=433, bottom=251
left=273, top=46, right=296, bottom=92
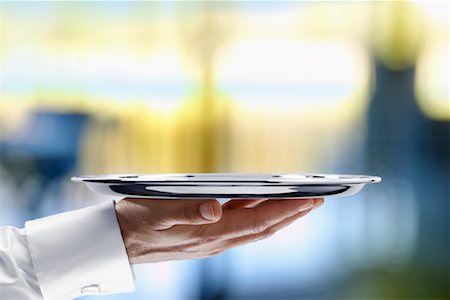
left=123, top=198, right=223, bottom=230
left=222, top=198, right=268, bottom=209
left=195, top=198, right=316, bottom=240
left=224, top=198, right=323, bottom=210
left=172, top=205, right=317, bottom=256
left=313, top=197, right=324, bottom=209
left=223, top=208, right=313, bottom=249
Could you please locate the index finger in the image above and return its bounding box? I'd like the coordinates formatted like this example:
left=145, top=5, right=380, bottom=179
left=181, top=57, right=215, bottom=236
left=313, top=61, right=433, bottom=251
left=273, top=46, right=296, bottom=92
left=193, top=198, right=316, bottom=240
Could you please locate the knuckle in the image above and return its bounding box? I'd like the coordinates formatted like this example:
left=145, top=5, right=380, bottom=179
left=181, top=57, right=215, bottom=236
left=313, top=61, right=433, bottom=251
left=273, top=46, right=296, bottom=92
left=248, top=226, right=262, bottom=235
left=249, top=219, right=271, bottom=235
left=261, top=227, right=277, bottom=239
left=248, top=209, right=272, bottom=235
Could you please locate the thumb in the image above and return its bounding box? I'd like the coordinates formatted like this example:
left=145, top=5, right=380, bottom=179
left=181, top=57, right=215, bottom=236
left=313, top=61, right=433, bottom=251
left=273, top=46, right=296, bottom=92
left=157, top=199, right=223, bottom=230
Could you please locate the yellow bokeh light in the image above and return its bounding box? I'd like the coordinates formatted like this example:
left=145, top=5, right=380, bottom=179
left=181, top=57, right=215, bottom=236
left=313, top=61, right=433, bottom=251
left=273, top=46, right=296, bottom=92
left=415, top=42, right=449, bottom=120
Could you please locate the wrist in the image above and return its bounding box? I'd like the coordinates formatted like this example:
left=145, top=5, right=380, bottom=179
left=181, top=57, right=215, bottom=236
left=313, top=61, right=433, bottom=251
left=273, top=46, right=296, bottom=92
left=114, top=201, right=136, bottom=264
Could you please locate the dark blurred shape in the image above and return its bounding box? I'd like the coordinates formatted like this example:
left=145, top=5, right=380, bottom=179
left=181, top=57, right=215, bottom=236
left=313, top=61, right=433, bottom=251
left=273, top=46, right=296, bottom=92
left=0, top=110, right=90, bottom=217
left=360, top=60, right=449, bottom=299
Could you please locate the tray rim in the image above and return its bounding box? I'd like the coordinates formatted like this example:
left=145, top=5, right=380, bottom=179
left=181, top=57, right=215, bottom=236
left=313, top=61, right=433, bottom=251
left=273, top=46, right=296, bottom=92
left=72, top=173, right=382, bottom=185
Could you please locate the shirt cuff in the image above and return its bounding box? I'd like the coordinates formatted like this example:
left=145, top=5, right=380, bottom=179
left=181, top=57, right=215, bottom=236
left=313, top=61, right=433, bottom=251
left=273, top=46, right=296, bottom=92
left=25, top=201, right=135, bottom=299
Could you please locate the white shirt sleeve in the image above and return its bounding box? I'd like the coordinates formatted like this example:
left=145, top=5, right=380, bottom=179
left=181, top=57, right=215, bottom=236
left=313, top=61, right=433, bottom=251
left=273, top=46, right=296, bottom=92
left=0, top=201, right=135, bottom=299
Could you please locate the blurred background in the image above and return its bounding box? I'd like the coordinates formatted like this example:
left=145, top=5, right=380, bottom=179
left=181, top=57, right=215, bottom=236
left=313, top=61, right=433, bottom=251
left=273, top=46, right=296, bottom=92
left=1, top=1, right=448, bottom=299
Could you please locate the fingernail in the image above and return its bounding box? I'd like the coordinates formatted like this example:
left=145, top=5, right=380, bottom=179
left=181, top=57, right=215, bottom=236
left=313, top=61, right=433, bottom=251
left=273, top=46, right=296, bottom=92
left=298, top=200, right=315, bottom=212
left=200, top=202, right=217, bottom=220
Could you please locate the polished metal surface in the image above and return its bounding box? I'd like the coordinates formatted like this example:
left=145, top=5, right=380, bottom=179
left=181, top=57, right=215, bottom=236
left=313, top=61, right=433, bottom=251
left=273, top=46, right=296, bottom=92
left=72, top=173, right=381, bottom=199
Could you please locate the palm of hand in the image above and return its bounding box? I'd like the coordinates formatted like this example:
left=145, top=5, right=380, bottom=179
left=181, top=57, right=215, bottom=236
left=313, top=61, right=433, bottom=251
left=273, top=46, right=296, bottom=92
left=115, top=197, right=323, bottom=264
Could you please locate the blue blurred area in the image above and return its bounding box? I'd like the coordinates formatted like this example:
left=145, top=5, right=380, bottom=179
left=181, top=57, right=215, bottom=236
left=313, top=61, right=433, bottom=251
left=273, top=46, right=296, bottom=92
left=1, top=110, right=90, bottom=220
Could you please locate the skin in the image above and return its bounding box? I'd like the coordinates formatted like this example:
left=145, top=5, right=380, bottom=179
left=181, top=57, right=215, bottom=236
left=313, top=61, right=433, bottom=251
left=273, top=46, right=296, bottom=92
left=115, top=197, right=324, bottom=264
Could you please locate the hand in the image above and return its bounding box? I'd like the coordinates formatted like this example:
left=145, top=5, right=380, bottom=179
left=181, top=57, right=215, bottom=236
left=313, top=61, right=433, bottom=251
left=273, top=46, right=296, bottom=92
left=115, top=197, right=324, bottom=264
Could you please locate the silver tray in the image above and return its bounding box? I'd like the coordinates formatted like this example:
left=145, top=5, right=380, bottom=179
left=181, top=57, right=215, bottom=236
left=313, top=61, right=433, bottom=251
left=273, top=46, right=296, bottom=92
left=72, top=173, right=381, bottom=199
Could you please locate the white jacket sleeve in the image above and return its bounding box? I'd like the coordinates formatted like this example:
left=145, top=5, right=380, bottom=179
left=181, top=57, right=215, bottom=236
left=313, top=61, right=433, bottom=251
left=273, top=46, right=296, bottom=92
left=0, top=201, right=135, bottom=299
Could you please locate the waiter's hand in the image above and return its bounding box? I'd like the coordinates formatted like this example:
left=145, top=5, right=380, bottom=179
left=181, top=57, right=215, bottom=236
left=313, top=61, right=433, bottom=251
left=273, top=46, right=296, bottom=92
left=115, top=197, right=324, bottom=264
